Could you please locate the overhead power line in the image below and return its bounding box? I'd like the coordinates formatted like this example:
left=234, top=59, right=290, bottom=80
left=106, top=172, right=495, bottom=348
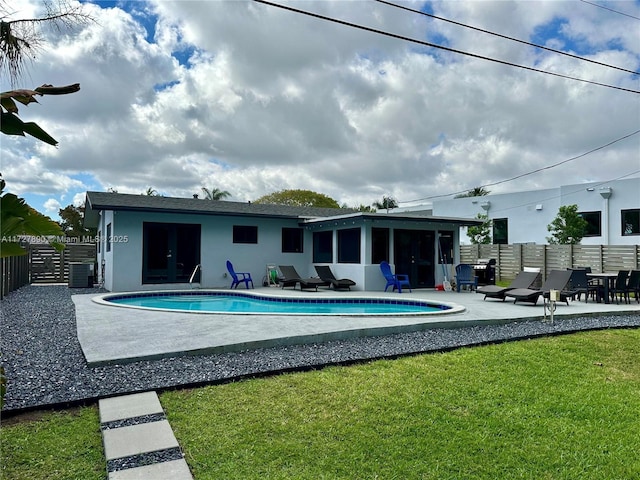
left=254, top=0, right=640, bottom=94
left=579, top=0, right=640, bottom=21
left=377, top=0, right=640, bottom=76
left=399, top=129, right=640, bottom=204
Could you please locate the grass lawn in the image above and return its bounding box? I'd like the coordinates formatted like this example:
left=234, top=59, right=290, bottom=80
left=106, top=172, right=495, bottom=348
left=0, top=407, right=104, bottom=480
left=2, top=329, right=640, bottom=480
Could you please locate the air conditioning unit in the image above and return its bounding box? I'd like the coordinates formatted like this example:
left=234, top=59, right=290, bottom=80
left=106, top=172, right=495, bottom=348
left=69, top=262, right=91, bottom=288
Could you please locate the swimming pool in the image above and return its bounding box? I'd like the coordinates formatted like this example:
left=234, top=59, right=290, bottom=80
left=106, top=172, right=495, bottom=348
left=96, top=290, right=457, bottom=316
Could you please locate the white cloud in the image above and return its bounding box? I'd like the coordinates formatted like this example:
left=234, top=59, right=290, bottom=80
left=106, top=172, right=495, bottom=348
left=43, top=198, right=62, bottom=214
left=4, top=0, right=639, bottom=213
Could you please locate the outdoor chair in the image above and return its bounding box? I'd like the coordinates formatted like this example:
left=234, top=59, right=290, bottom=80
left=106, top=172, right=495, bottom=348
left=379, top=261, right=411, bottom=293
left=607, top=270, right=631, bottom=304
left=504, top=269, right=573, bottom=306
left=226, top=260, right=254, bottom=289
left=314, top=265, right=356, bottom=291
left=476, top=271, right=541, bottom=301
left=627, top=270, right=640, bottom=304
left=567, top=268, right=599, bottom=303
left=278, top=265, right=326, bottom=291
left=455, top=264, right=478, bottom=292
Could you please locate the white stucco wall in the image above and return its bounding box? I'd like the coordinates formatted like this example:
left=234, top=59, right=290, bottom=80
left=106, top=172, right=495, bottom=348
left=99, top=208, right=468, bottom=292
left=102, top=210, right=315, bottom=292
left=431, top=178, right=640, bottom=245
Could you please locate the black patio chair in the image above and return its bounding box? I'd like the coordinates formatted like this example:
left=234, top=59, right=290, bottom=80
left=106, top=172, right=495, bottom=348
left=607, top=270, right=630, bottom=304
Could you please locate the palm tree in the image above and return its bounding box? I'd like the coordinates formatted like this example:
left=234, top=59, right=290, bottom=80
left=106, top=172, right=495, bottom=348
left=455, top=187, right=491, bottom=198
left=372, top=196, right=398, bottom=213
left=201, top=187, right=231, bottom=201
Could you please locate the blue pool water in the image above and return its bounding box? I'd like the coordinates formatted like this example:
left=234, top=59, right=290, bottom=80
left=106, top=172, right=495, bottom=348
left=103, top=291, right=452, bottom=316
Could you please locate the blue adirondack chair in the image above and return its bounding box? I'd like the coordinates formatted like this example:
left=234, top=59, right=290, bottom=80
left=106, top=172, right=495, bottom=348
left=455, top=264, right=478, bottom=292
left=380, top=261, right=411, bottom=293
left=226, top=260, right=254, bottom=289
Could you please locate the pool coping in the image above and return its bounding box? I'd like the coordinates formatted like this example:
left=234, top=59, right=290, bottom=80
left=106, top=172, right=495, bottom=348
left=91, top=289, right=465, bottom=316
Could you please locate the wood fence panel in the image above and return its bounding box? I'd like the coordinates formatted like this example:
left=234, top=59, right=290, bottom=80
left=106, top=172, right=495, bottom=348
left=0, top=253, right=30, bottom=299
left=29, top=243, right=96, bottom=284
left=602, top=245, right=638, bottom=272
left=544, top=245, right=573, bottom=272
left=572, top=245, right=603, bottom=272
left=459, top=244, right=638, bottom=283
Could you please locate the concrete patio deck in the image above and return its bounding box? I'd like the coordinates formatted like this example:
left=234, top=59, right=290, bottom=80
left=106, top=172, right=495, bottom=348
left=74, top=287, right=639, bottom=367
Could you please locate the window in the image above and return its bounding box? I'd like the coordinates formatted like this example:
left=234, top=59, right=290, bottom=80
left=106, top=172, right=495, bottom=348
left=622, top=209, right=640, bottom=236
left=579, top=211, right=602, bottom=237
left=438, top=231, right=454, bottom=263
left=337, top=228, right=361, bottom=264
left=282, top=228, right=303, bottom=253
left=313, top=231, right=333, bottom=263
left=493, top=218, right=508, bottom=244
left=233, top=225, right=258, bottom=244
left=371, top=228, right=389, bottom=264
left=106, top=223, right=112, bottom=252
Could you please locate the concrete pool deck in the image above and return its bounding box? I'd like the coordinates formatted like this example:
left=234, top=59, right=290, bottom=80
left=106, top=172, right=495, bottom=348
left=74, top=287, right=640, bottom=367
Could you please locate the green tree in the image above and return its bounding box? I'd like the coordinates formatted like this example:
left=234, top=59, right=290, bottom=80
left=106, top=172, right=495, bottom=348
left=0, top=176, right=64, bottom=257
left=144, top=187, right=158, bottom=196
left=546, top=204, right=588, bottom=245
left=254, top=189, right=340, bottom=208
left=467, top=213, right=492, bottom=244
left=58, top=204, right=96, bottom=238
left=0, top=1, right=91, bottom=144
left=455, top=187, right=491, bottom=198
left=201, top=187, right=231, bottom=200
left=372, top=196, right=398, bottom=212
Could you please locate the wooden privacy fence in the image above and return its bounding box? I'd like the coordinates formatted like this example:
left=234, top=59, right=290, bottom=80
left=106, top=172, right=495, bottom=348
left=461, top=244, right=640, bottom=281
left=29, top=243, right=97, bottom=284
left=0, top=253, right=29, bottom=299
left=0, top=243, right=97, bottom=299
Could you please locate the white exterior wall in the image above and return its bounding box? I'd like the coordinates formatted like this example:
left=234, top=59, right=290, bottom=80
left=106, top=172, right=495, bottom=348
left=102, top=210, right=313, bottom=292
left=100, top=209, right=469, bottom=292
left=432, top=178, right=640, bottom=245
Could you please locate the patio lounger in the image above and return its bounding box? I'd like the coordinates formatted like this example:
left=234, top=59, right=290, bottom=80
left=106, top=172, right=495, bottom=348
left=314, top=265, right=356, bottom=291
left=278, top=265, right=326, bottom=291
left=477, top=271, right=541, bottom=301
left=504, top=269, right=573, bottom=305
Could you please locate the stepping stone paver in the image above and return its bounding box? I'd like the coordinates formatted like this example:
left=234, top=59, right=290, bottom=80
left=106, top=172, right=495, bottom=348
left=99, top=391, right=164, bottom=423
left=102, top=420, right=179, bottom=460
left=108, top=459, right=193, bottom=480
left=99, top=391, right=193, bottom=480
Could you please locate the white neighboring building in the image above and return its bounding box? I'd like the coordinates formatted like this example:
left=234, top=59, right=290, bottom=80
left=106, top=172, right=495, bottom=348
left=399, top=178, right=640, bottom=246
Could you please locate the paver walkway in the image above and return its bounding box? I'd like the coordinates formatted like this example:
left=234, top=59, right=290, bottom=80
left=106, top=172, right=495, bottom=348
left=99, top=391, right=193, bottom=480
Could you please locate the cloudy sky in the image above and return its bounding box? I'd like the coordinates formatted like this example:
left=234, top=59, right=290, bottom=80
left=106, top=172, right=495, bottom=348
left=3, top=0, right=639, bottom=219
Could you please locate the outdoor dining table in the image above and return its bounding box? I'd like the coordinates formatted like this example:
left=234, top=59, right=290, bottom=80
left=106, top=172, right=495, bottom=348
left=586, top=272, right=619, bottom=304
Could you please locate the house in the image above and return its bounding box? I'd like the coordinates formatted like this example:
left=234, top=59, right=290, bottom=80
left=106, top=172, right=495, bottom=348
left=83, top=192, right=481, bottom=292
left=396, top=178, right=640, bottom=246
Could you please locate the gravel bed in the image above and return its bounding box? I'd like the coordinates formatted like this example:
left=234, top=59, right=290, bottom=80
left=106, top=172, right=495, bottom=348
left=106, top=447, right=184, bottom=473
left=1, top=285, right=639, bottom=414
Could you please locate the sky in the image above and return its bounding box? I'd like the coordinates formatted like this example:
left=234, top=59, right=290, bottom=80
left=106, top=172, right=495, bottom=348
left=2, top=0, right=639, bottom=220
